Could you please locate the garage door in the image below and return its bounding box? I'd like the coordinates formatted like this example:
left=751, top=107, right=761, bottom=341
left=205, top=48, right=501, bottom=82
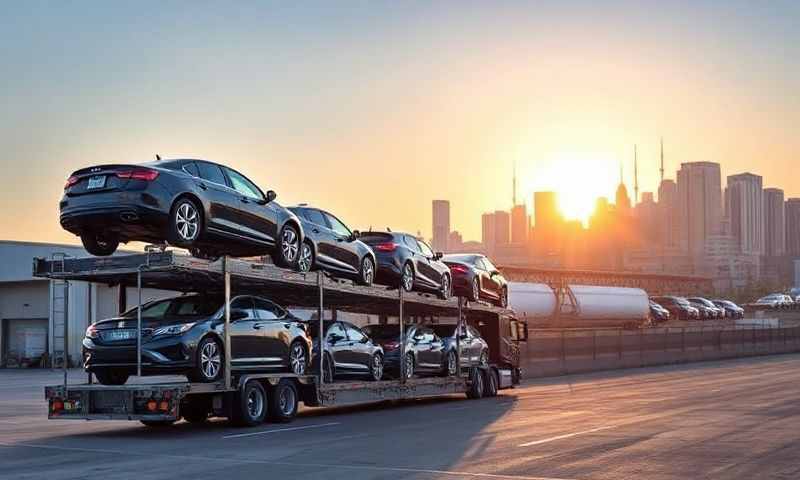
left=3, top=319, right=48, bottom=368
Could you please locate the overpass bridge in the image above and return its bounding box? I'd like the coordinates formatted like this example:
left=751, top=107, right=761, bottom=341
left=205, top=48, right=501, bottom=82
left=498, top=265, right=712, bottom=296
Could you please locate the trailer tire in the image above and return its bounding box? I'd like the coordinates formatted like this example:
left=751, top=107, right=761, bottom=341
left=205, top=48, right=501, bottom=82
left=231, top=380, right=268, bottom=427
left=140, top=420, right=176, bottom=427
left=483, top=368, right=498, bottom=397
left=94, top=369, right=130, bottom=386
left=466, top=367, right=485, bottom=399
left=268, top=379, right=298, bottom=423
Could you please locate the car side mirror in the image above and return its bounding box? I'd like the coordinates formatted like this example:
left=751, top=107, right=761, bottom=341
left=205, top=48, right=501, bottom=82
left=350, top=230, right=360, bottom=241
left=434, top=252, right=444, bottom=260
left=490, top=270, right=500, bottom=277
left=265, top=190, right=277, bottom=204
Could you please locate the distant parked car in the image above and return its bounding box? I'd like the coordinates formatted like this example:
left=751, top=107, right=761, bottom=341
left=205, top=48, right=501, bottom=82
left=359, top=231, right=452, bottom=299
left=60, top=158, right=304, bottom=264
left=309, top=321, right=384, bottom=382
left=362, top=325, right=452, bottom=379
left=288, top=205, right=377, bottom=285
left=83, top=294, right=312, bottom=385
left=442, top=254, right=508, bottom=307
left=712, top=299, right=745, bottom=319
left=649, top=300, right=671, bottom=323
left=650, top=296, right=699, bottom=321
left=754, top=294, right=786, bottom=309
left=688, top=297, right=724, bottom=319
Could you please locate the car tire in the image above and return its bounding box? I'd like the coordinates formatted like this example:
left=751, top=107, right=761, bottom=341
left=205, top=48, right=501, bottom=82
left=188, top=337, right=223, bottom=383
left=483, top=368, right=499, bottom=397
left=404, top=352, right=415, bottom=379
left=268, top=379, right=298, bottom=423
left=466, top=367, right=485, bottom=399
left=276, top=223, right=301, bottom=268
left=169, top=197, right=203, bottom=248
left=231, top=380, right=268, bottom=427
left=369, top=353, right=383, bottom=381
left=443, top=350, right=457, bottom=377
left=297, top=241, right=314, bottom=273
left=94, top=369, right=130, bottom=386
left=400, top=262, right=415, bottom=292
left=140, top=420, right=176, bottom=427
left=80, top=232, right=119, bottom=257
left=469, top=277, right=480, bottom=302
left=358, top=256, right=375, bottom=286
left=288, top=340, right=308, bottom=376
left=439, top=274, right=451, bottom=300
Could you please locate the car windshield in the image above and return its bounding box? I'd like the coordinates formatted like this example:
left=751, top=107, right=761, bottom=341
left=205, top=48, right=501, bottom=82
left=121, top=296, right=221, bottom=320
left=360, top=232, right=394, bottom=244
left=443, top=254, right=478, bottom=264
left=362, top=325, right=400, bottom=340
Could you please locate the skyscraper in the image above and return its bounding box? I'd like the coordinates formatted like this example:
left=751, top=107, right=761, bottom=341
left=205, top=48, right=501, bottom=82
left=534, top=192, right=559, bottom=229
left=510, top=204, right=528, bottom=245
left=494, top=210, right=511, bottom=246
left=763, top=188, right=785, bottom=257
left=658, top=179, right=678, bottom=248
left=676, top=162, right=722, bottom=259
left=482, top=212, right=497, bottom=256
left=786, top=198, right=800, bottom=257
left=725, top=173, right=764, bottom=255
left=431, top=200, right=450, bottom=252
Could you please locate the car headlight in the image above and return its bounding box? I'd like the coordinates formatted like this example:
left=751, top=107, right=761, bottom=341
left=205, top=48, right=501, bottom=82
left=152, top=323, right=196, bottom=337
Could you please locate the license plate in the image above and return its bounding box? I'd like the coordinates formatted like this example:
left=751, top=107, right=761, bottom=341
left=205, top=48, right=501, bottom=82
left=87, top=175, right=106, bottom=189
left=102, top=329, right=136, bottom=341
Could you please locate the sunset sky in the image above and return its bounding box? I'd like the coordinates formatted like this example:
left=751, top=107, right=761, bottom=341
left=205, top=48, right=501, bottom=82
left=1, top=1, right=798, bottom=244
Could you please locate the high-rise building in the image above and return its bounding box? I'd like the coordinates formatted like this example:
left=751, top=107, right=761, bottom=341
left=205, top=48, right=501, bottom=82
left=658, top=179, right=678, bottom=247
left=786, top=198, right=800, bottom=257
left=494, top=210, right=510, bottom=246
left=763, top=188, right=785, bottom=257
left=676, top=162, right=722, bottom=259
left=510, top=204, right=528, bottom=245
left=534, top=192, right=559, bottom=229
left=431, top=200, right=450, bottom=252
left=725, top=173, right=764, bottom=255
left=482, top=212, right=497, bottom=256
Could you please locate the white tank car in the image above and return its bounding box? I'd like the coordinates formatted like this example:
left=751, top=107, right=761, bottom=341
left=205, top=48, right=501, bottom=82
left=508, top=282, right=650, bottom=325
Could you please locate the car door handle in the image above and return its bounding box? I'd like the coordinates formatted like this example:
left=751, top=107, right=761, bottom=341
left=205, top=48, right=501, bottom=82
left=312, top=228, right=320, bottom=234
left=283, top=323, right=291, bottom=329
left=198, top=182, right=208, bottom=190
left=253, top=323, right=264, bottom=330
left=240, top=197, right=250, bottom=204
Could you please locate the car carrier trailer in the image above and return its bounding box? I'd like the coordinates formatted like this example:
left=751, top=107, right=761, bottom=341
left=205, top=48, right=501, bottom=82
left=34, top=249, right=527, bottom=427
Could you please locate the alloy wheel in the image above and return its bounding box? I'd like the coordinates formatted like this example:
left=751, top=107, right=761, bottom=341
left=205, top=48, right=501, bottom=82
left=501, top=289, right=508, bottom=308
left=372, top=354, right=383, bottom=380
left=479, top=351, right=488, bottom=367
left=200, top=341, right=221, bottom=379
left=401, top=264, right=414, bottom=292
left=281, top=227, right=299, bottom=264
left=441, top=275, right=451, bottom=298
left=447, top=351, right=457, bottom=376
left=404, top=353, right=414, bottom=379
left=289, top=343, right=306, bottom=375
left=298, top=243, right=313, bottom=273
left=175, top=202, right=199, bottom=241
left=362, top=257, right=375, bottom=285
left=472, top=278, right=480, bottom=301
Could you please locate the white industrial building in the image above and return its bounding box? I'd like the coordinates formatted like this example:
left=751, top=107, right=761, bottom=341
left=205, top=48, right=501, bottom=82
left=0, top=241, right=173, bottom=368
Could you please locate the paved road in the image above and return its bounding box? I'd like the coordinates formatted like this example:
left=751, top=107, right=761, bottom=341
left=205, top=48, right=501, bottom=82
left=2, top=355, right=800, bottom=480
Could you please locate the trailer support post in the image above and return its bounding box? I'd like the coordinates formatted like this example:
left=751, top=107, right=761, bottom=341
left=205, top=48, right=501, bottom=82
left=456, top=297, right=463, bottom=377
left=136, top=267, right=143, bottom=378
left=223, top=256, right=232, bottom=391
left=399, top=287, right=405, bottom=384
left=318, top=270, right=324, bottom=384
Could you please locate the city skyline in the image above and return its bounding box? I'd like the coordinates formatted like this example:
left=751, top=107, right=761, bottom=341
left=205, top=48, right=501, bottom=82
left=1, top=2, right=800, bottom=245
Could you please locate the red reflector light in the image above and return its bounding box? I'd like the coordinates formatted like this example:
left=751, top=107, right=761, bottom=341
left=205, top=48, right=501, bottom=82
left=64, top=176, right=79, bottom=190
left=449, top=265, right=469, bottom=274
left=158, top=401, right=169, bottom=412
left=116, top=168, right=159, bottom=181
left=146, top=399, right=158, bottom=412
left=374, top=242, right=397, bottom=252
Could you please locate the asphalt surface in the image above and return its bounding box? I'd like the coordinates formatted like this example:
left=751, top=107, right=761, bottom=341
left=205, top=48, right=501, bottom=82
left=2, top=355, right=800, bottom=480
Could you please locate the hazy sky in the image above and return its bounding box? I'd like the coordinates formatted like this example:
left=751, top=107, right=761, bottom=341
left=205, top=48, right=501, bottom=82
left=1, top=1, right=798, bottom=244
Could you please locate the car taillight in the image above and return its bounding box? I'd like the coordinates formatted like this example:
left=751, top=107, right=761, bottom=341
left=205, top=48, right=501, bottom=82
left=449, top=264, right=469, bottom=274
left=116, top=168, right=159, bottom=181
left=374, top=242, right=397, bottom=252
left=86, top=324, right=99, bottom=339
left=64, top=175, right=79, bottom=190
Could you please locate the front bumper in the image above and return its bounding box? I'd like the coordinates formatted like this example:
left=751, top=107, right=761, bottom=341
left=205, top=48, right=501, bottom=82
left=82, top=335, right=193, bottom=374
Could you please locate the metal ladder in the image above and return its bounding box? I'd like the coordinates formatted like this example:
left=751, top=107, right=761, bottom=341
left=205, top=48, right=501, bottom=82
left=50, top=253, right=70, bottom=369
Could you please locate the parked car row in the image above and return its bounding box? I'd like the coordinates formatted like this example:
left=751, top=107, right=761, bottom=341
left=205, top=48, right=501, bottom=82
left=60, top=158, right=509, bottom=305
left=751, top=293, right=797, bottom=310
left=82, top=293, right=491, bottom=386
left=649, top=296, right=745, bottom=322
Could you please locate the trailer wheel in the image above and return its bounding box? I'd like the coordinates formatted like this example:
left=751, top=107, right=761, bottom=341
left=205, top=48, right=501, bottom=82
left=140, top=420, right=176, bottom=427
left=94, top=369, right=130, bottom=386
left=466, top=367, right=484, bottom=399
left=268, top=379, right=298, bottom=423
left=231, top=380, right=268, bottom=427
left=483, top=368, right=498, bottom=397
